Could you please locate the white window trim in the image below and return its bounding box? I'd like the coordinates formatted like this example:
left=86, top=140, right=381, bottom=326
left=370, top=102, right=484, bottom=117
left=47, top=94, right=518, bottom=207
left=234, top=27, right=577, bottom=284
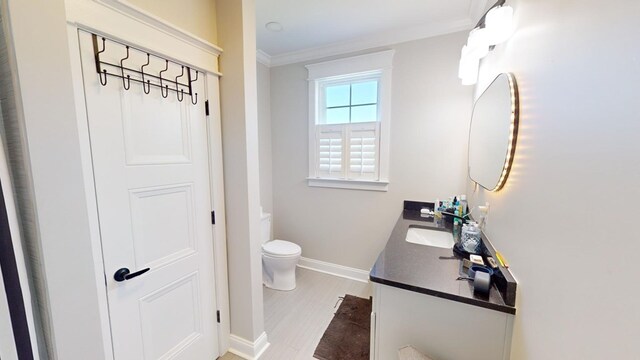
left=306, top=178, right=389, bottom=191
left=306, top=50, right=394, bottom=191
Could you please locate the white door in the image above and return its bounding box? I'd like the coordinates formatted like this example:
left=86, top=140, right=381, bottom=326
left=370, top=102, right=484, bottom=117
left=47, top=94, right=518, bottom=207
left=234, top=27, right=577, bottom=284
left=77, top=30, right=218, bottom=360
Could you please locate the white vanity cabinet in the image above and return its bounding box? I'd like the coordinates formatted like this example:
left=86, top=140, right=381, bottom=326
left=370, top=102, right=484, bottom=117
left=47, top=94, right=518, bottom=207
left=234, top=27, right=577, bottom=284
left=370, top=283, right=514, bottom=360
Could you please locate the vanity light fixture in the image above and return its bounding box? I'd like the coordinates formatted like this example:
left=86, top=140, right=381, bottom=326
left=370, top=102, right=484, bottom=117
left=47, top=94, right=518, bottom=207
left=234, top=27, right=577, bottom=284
left=493, top=73, right=519, bottom=191
left=458, top=47, right=479, bottom=86
left=458, top=1, right=514, bottom=85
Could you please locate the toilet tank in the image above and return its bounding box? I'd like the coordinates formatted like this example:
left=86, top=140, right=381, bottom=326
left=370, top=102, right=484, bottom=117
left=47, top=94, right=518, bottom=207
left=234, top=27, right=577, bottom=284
left=260, top=212, right=272, bottom=244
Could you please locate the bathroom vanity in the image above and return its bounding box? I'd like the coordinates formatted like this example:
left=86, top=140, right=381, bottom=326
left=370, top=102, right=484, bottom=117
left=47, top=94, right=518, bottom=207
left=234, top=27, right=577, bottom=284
left=369, top=202, right=517, bottom=360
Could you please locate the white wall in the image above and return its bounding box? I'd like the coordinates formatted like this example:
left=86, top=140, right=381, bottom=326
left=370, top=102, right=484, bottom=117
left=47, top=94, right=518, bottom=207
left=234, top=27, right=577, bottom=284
left=0, top=9, right=47, bottom=358
left=216, top=0, right=267, bottom=354
left=466, top=0, right=640, bottom=358
left=3, top=0, right=113, bottom=358
left=257, top=61, right=273, bottom=214
left=270, top=32, right=473, bottom=270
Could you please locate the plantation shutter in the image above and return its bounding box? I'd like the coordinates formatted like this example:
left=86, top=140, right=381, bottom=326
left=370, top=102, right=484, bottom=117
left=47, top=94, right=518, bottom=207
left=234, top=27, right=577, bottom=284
left=347, top=122, right=379, bottom=180
left=316, top=125, right=344, bottom=178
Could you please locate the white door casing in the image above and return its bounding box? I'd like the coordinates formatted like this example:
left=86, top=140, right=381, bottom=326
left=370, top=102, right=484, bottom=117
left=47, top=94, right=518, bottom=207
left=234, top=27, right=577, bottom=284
left=77, top=30, right=218, bottom=360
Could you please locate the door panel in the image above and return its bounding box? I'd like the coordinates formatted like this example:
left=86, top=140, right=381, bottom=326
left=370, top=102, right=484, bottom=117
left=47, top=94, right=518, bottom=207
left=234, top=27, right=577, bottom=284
left=77, top=30, right=218, bottom=360
left=121, top=91, right=192, bottom=165
left=139, top=273, right=201, bottom=359
left=129, top=184, right=197, bottom=269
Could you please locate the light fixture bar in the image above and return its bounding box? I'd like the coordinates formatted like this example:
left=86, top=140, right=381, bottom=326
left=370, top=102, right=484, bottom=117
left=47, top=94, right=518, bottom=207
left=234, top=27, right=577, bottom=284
left=474, top=0, right=506, bottom=29
left=458, top=1, right=514, bottom=85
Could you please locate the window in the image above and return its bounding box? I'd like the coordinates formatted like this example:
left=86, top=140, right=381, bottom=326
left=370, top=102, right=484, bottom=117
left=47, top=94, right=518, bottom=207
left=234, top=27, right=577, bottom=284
left=306, top=51, right=394, bottom=191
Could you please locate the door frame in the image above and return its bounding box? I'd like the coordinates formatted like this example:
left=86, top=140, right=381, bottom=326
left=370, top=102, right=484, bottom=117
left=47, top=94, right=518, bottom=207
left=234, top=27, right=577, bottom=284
left=64, top=2, right=230, bottom=359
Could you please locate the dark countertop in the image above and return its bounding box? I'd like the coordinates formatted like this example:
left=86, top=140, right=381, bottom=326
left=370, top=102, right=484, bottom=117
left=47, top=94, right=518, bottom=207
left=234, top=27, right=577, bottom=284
left=370, top=207, right=517, bottom=315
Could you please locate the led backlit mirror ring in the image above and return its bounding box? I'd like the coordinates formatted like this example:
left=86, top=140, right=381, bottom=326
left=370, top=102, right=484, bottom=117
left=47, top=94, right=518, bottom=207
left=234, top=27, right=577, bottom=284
left=468, top=73, right=519, bottom=191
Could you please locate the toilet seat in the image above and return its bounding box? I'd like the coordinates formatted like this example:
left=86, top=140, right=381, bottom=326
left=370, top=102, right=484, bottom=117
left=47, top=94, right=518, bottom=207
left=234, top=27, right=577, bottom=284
left=262, top=240, right=301, bottom=257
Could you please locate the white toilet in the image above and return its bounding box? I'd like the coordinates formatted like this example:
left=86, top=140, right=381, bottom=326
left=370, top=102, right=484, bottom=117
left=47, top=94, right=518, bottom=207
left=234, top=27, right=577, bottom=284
left=261, top=211, right=301, bottom=291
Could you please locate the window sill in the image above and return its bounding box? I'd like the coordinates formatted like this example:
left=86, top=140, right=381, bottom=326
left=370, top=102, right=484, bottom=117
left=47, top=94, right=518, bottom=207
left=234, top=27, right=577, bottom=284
left=307, top=178, right=389, bottom=192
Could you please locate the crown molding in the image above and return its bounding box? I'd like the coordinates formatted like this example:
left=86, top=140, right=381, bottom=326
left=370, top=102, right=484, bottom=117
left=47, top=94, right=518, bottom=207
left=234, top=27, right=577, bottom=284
left=256, top=49, right=272, bottom=67
left=92, top=0, right=223, bottom=56
left=265, top=17, right=474, bottom=67
left=468, top=0, right=492, bottom=26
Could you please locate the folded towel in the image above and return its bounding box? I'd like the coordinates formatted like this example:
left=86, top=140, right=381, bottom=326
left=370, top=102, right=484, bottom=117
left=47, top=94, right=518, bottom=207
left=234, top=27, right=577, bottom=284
left=398, top=345, right=435, bottom=360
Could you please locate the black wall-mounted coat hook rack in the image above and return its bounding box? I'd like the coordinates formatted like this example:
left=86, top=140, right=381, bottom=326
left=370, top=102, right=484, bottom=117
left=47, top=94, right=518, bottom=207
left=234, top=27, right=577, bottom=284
left=91, top=33, right=199, bottom=105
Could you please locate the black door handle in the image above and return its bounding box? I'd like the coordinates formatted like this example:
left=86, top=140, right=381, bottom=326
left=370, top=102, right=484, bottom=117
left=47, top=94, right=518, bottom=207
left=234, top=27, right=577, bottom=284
left=114, top=267, right=150, bottom=282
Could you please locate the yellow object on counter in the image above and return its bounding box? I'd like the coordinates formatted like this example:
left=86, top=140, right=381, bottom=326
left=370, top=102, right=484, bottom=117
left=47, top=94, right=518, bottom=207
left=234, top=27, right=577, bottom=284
left=495, top=251, right=509, bottom=268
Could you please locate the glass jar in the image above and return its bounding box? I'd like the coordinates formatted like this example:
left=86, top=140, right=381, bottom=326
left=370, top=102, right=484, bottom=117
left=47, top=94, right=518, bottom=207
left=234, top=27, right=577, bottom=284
left=461, top=221, right=481, bottom=254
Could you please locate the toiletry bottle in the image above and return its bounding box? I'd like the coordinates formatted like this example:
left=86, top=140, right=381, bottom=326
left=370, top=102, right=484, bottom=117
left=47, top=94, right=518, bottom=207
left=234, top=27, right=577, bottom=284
left=459, top=194, right=468, bottom=217
left=452, top=219, right=460, bottom=239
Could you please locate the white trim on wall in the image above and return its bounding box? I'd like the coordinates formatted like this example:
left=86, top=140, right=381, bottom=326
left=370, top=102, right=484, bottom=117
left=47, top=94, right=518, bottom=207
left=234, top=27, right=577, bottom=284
left=258, top=0, right=490, bottom=67
left=307, top=178, right=389, bottom=192
left=92, top=0, right=223, bottom=56
left=271, top=18, right=471, bottom=67
left=205, top=74, right=232, bottom=353
left=306, top=50, right=394, bottom=191
left=256, top=50, right=271, bottom=67
left=65, top=25, right=115, bottom=360
left=228, top=332, right=270, bottom=360
left=65, top=0, right=222, bottom=76
left=298, top=257, right=370, bottom=283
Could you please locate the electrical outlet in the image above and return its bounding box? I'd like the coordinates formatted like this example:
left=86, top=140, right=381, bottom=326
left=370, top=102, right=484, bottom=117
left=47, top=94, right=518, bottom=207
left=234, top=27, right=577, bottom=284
left=476, top=202, right=490, bottom=228
left=478, top=202, right=490, bottom=216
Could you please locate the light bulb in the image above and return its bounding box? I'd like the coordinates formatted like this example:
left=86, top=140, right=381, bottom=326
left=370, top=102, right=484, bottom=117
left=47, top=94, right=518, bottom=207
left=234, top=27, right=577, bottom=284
left=459, top=50, right=479, bottom=86
left=485, top=5, right=513, bottom=45
left=467, top=28, right=490, bottom=58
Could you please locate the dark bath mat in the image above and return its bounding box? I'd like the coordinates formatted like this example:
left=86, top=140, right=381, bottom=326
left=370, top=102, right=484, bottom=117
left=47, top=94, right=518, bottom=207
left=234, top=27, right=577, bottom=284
left=313, top=294, right=372, bottom=360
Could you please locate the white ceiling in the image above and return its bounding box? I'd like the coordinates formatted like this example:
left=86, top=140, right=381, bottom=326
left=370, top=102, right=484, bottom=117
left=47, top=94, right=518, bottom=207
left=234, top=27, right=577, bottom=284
left=256, top=0, right=489, bottom=66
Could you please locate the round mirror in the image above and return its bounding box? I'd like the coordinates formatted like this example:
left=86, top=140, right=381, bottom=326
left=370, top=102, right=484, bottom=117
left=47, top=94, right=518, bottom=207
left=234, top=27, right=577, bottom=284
left=468, top=73, right=519, bottom=191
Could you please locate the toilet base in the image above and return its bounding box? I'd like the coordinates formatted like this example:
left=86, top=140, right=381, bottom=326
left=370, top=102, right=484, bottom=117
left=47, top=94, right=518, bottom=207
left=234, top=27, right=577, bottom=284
left=262, top=254, right=300, bottom=291
left=263, top=278, right=296, bottom=291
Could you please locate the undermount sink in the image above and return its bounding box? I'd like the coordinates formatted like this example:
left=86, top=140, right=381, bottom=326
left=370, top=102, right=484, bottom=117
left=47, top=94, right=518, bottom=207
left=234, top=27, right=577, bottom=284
left=405, top=226, right=454, bottom=249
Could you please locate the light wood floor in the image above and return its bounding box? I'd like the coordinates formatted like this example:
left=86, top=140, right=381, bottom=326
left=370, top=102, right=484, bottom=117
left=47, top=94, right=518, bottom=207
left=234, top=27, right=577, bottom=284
left=220, top=267, right=371, bottom=360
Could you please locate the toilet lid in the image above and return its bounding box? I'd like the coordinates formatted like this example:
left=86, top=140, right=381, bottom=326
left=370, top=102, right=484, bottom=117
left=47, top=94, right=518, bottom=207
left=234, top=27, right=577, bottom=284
left=262, top=240, right=301, bottom=256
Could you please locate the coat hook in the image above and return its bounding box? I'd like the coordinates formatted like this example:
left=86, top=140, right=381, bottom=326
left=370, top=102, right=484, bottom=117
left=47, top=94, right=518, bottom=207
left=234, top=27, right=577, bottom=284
left=187, top=69, right=198, bottom=105
left=99, top=69, right=108, bottom=86
left=120, top=46, right=131, bottom=90
left=141, top=53, right=151, bottom=94
left=175, top=66, right=185, bottom=92
left=96, top=37, right=108, bottom=86
left=177, top=89, right=184, bottom=102
left=98, top=37, right=106, bottom=55
left=159, top=60, right=169, bottom=96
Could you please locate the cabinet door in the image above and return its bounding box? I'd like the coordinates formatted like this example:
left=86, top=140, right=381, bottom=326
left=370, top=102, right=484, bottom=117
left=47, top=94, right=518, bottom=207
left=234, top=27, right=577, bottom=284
left=374, top=284, right=513, bottom=360
left=370, top=295, right=377, bottom=360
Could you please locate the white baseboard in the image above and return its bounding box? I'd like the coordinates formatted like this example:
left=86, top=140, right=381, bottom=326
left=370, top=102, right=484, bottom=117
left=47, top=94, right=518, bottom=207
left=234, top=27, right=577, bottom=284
left=297, top=257, right=370, bottom=283
left=228, top=332, right=270, bottom=360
